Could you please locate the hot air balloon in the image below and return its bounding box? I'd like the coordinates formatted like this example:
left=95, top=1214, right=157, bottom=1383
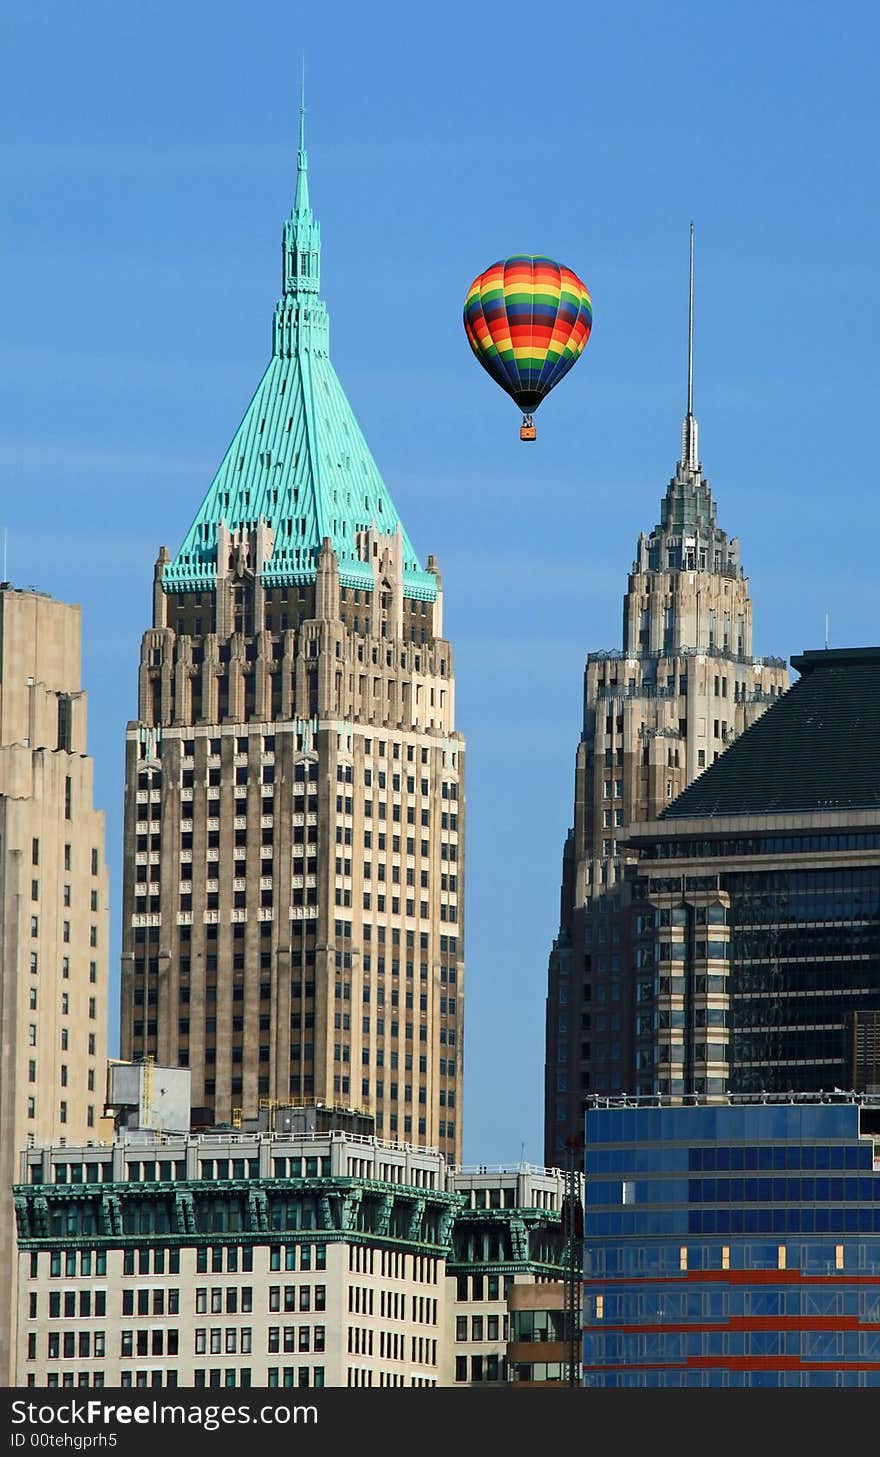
left=463, top=255, right=592, bottom=440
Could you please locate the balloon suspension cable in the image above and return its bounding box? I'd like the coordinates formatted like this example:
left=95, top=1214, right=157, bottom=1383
left=520, top=413, right=536, bottom=442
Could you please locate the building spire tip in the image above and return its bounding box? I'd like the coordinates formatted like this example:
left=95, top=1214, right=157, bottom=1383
left=680, top=221, right=699, bottom=474
left=299, top=57, right=306, bottom=153
left=294, top=59, right=310, bottom=214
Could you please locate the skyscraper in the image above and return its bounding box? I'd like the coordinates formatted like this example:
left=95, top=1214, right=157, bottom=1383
left=0, top=585, right=109, bottom=1382
left=544, top=232, right=789, bottom=1164
left=120, top=112, right=464, bottom=1160
left=626, top=646, right=880, bottom=1096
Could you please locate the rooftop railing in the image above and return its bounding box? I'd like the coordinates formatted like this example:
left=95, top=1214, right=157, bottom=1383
left=585, top=1089, right=877, bottom=1109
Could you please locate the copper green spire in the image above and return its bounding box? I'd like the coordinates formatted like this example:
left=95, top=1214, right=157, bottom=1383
left=294, top=67, right=309, bottom=216
left=283, top=73, right=318, bottom=297
left=162, top=104, right=436, bottom=601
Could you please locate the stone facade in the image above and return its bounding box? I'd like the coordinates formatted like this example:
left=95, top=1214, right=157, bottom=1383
left=119, top=123, right=464, bottom=1162
left=0, top=586, right=109, bottom=1381
left=13, top=1132, right=568, bottom=1388
left=121, top=537, right=463, bottom=1159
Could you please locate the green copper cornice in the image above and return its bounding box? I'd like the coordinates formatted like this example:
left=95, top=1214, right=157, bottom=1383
left=164, top=119, right=436, bottom=602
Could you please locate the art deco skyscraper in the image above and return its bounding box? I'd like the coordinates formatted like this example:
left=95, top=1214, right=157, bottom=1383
left=120, top=115, right=465, bottom=1160
left=544, top=231, right=789, bottom=1165
left=0, top=585, right=109, bottom=1381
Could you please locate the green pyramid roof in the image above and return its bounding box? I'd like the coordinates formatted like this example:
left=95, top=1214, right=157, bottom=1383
left=163, top=120, right=436, bottom=601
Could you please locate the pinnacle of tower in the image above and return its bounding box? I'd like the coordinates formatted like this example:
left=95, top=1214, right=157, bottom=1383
left=294, top=80, right=309, bottom=215
left=639, top=225, right=738, bottom=568
left=678, top=222, right=700, bottom=477
left=163, top=112, right=436, bottom=602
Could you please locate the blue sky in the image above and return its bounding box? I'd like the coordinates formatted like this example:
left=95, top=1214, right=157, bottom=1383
left=2, top=1, right=878, bottom=1165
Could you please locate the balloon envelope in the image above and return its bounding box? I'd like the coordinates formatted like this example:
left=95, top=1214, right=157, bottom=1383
left=463, top=255, right=592, bottom=413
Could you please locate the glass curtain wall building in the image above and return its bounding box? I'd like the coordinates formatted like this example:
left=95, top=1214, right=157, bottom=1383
left=625, top=648, right=880, bottom=1096
left=584, top=1095, right=880, bottom=1387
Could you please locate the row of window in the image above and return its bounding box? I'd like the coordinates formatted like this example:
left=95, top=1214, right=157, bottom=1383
left=30, top=880, right=100, bottom=912
left=266, top=1326, right=325, bottom=1353
left=30, top=840, right=100, bottom=875
left=595, top=1288, right=880, bottom=1320
left=454, top=1354, right=506, bottom=1382
left=267, top=1284, right=326, bottom=1312
left=29, top=916, right=99, bottom=947
left=31, top=1332, right=109, bottom=1361
left=37, top=1291, right=107, bottom=1318
left=591, top=1142, right=873, bottom=1175
left=26, top=1099, right=95, bottom=1126
left=455, top=1314, right=508, bottom=1342
left=29, top=1367, right=390, bottom=1390
left=589, top=1208, right=880, bottom=1235
left=586, top=1332, right=880, bottom=1360
left=453, top=1274, right=509, bottom=1303
left=29, top=959, right=92, bottom=996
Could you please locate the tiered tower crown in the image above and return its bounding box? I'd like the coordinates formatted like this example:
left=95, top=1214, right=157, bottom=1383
left=163, top=109, right=436, bottom=601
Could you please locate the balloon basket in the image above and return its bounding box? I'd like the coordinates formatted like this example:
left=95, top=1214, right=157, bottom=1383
left=520, top=414, right=536, bottom=442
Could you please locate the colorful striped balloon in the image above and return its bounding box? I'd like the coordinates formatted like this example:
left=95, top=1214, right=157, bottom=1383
left=463, top=255, right=592, bottom=414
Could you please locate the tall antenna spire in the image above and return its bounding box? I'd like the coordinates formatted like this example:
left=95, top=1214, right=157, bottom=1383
left=295, top=59, right=309, bottom=214
left=300, top=57, right=306, bottom=152
left=688, top=221, right=694, bottom=419
left=680, top=222, right=700, bottom=474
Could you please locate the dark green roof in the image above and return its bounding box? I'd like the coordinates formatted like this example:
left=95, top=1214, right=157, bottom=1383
left=662, top=647, right=880, bottom=818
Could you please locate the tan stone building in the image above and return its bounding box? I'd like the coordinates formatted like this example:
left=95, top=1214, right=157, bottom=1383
left=0, top=585, right=109, bottom=1381
left=544, top=237, right=789, bottom=1161
left=120, top=122, right=464, bottom=1159
left=13, top=1131, right=569, bottom=1388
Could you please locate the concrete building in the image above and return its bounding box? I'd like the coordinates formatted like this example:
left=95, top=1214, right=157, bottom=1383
left=445, top=1164, right=577, bottom=1385
left=626, top=645, right=880, bottom=1096
left=12, top=1131, right=569, bottom=1388
left=544, top=233, right=788, bottom=1161
left=120, top=113, right=464, bottom=1160
left=0, top=584, right=109, bottom=1382
left=584, top=1093, right=880, bottom=1387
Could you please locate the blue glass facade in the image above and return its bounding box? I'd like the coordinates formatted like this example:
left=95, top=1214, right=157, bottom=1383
left=583, top=1098, right=880, bottom=1386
